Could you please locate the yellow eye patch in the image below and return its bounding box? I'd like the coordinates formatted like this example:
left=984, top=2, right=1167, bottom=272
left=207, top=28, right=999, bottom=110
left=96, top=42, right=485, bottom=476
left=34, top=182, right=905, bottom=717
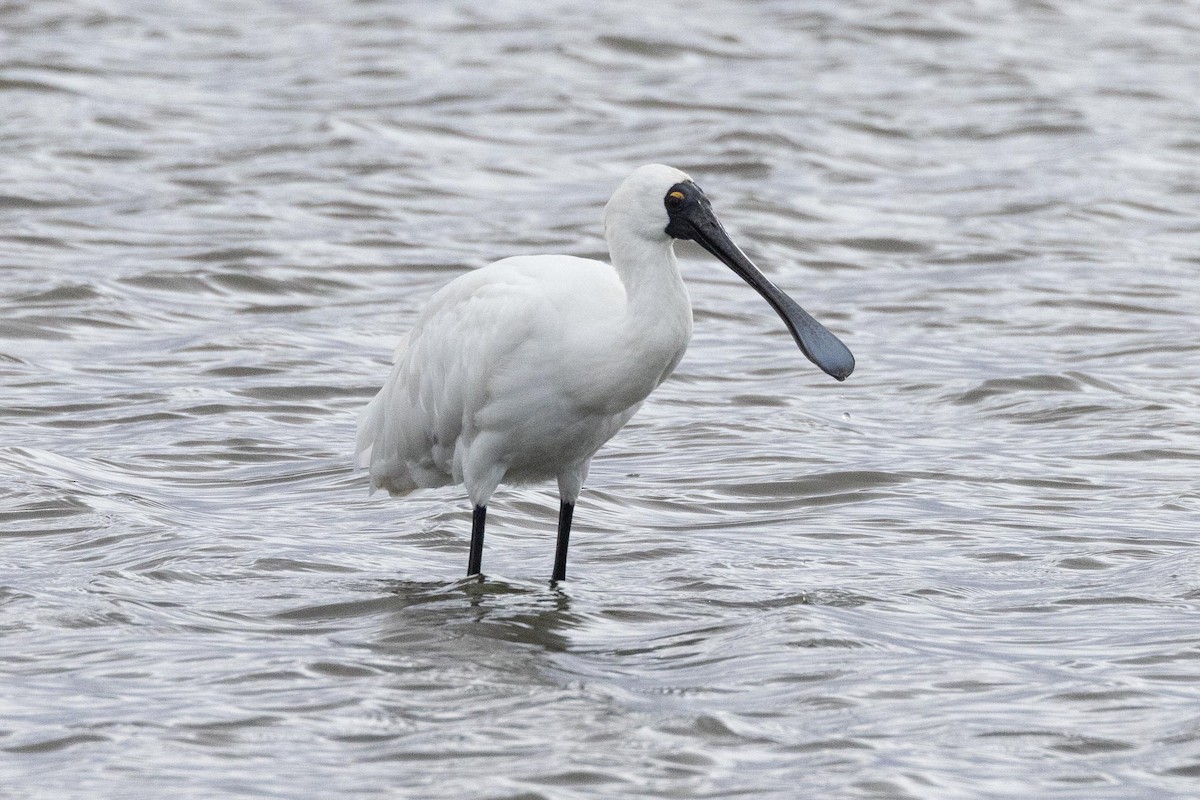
left=669, top=191, right=685, bottom=201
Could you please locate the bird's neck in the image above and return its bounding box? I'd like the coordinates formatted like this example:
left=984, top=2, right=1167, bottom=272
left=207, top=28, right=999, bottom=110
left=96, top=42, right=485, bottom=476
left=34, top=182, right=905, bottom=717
left=607, top=233, right=689, bottom=316
left=606, top=233, right=693, bottom=371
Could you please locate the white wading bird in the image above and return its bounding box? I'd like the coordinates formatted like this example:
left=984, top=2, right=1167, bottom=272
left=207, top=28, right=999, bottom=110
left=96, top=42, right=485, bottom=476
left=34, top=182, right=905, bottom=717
left=356, top=164, right=853, bottom=582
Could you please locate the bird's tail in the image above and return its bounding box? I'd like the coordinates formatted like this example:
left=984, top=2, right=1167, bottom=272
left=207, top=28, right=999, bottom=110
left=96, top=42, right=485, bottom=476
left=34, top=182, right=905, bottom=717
left=354, top=395, right=381, bottom=493
left=355, top=332, right=419, bottom=496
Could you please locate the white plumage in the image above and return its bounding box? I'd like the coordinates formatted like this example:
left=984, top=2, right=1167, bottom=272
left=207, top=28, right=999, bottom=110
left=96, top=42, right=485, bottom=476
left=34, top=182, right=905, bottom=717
left=356, top=164, right=853, bottom=581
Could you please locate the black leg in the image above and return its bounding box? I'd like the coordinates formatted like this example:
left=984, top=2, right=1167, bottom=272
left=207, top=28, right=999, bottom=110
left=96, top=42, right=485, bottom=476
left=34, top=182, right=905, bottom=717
left=552, top=500, right=574, bottom=583
left=468, top=505, right=486, bottom=576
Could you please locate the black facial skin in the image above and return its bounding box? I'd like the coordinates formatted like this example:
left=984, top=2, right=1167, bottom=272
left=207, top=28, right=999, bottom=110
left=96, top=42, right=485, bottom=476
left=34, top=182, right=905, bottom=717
left=663, top=181, right=855, bottom=382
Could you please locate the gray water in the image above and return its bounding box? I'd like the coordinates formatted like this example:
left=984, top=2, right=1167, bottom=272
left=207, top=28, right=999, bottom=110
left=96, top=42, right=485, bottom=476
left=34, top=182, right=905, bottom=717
left=3, top=1, right=1200, bottom=797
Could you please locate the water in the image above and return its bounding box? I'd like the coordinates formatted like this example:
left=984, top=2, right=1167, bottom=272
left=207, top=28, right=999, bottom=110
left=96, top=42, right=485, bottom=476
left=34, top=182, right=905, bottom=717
left=3, top=0, right=1200, bottom=797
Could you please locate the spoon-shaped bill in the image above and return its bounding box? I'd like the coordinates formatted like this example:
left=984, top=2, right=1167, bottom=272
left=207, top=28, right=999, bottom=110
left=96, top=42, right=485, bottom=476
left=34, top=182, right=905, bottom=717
left=668, top=193, right=855, bottom=381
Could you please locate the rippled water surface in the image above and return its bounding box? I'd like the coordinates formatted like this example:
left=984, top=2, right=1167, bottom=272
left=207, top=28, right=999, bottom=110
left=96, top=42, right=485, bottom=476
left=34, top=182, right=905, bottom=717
left=4, top=1, right=1200, bottom=797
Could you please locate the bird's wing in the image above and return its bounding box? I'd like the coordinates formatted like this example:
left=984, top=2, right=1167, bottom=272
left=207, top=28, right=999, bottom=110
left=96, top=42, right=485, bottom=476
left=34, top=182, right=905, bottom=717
left=356, top=256, right=619, bottom=494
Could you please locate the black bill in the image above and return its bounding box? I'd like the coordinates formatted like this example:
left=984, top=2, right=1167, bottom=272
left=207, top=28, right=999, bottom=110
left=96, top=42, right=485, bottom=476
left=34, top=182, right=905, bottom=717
left=665, top=181, right=855, bottom=382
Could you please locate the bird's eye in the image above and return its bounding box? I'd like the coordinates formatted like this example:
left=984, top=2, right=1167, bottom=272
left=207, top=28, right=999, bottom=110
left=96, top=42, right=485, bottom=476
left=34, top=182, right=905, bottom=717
left=666, top=190, right=685, bottom=209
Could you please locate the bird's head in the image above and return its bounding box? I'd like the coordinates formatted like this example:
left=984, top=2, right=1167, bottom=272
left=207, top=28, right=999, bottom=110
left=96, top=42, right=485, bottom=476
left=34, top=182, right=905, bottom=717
left=604, top=164, right=855, bottom=382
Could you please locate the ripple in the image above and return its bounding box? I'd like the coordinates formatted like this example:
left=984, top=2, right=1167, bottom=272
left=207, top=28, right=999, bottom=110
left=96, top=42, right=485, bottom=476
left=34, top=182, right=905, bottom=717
left=3, top=0, right=1200, bottom=797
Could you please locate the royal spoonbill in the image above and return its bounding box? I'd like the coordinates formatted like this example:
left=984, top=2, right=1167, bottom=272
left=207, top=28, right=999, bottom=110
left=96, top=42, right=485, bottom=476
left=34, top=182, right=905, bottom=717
left=356, top=164, right=853, bottom=582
